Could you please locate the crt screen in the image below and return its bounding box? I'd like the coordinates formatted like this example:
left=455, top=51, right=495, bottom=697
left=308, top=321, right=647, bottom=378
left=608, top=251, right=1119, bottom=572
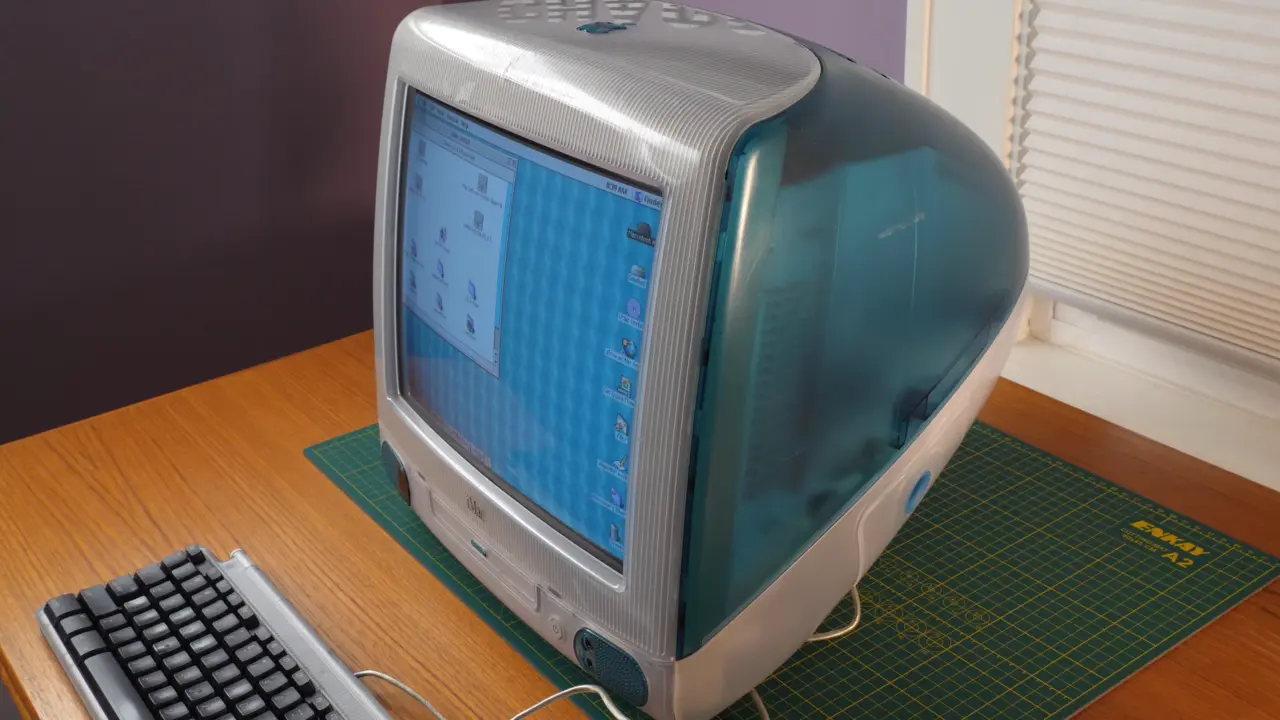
left=397, top=90, right=662, bottom=568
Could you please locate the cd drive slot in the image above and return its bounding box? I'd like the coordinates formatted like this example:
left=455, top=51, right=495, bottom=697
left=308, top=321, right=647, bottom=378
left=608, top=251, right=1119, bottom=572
left=428, top=490, right=540, bottom=610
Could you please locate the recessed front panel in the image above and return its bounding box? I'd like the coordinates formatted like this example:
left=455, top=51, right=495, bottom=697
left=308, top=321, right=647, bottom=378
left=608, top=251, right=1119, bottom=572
left=397, top=91, right=663, bottom=568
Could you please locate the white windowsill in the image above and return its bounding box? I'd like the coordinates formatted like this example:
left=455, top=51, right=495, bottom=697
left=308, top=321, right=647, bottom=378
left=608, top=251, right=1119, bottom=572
left=1002, top=339, right=1280, bottom=493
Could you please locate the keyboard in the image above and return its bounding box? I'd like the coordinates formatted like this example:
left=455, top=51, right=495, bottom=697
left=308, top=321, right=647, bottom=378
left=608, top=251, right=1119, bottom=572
left=38, top=546, right=392, bottom=720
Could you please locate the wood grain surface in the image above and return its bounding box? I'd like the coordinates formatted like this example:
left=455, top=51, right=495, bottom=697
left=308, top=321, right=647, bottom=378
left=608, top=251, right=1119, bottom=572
left=0, top=332, right=1276, bottom=719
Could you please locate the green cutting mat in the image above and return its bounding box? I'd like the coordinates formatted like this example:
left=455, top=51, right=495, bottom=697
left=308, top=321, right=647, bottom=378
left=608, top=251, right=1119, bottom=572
left=305, top=424, right=1280, bottom=719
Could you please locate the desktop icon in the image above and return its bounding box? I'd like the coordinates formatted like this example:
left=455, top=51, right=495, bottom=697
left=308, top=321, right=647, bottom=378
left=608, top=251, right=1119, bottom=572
left=621, top=338, right=638, bottom=359
left=435, top=292, right=444, bottom=312
left=627, top=264, right=647, bottom=286
left=466, top=314, right=475, bottom=335
left=417, top=139, right=426, bottom=159
left=477, top=173, right=488, bottom=195
left=626, top=221, right=654, bottom=246
left=473, top=210, right=485, bottom=232
left=610, top=523, right=622, bottom=544
left=615, top=415, right=629, bottom=437
left=408, top=272, right=417, bottom=293
left=617, top=376, right=633, bottom=398
left=610, top=487, right=624, bottom=510
left=436, top=259, right=445, bottom=279
left=613, top=455, right=627, bottom=472
left=409, top=238, right=418, bottom=259
left=626, top=298, right=642, bottom=320
left=413, top=174, right=423, bottom=193
left=439, top=226, right=447, bottom=244
left=468, top=280, right=477, bottom=302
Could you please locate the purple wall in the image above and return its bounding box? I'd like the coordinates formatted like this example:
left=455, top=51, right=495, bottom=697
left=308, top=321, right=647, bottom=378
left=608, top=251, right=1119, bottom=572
left=692, top=0, right=907, bottom=80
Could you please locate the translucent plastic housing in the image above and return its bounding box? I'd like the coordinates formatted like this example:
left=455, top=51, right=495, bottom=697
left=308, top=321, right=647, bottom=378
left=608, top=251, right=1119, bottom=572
left=678, top=43, right=1028, bottom=657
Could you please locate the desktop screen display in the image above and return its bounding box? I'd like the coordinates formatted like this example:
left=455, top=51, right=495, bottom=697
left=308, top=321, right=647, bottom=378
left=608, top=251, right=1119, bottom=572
left=397, top=90, right=662, bottom=568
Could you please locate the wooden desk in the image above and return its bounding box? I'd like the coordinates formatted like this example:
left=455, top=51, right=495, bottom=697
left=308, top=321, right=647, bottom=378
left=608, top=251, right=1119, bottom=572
left=0, top=332, right=1276, bottom=719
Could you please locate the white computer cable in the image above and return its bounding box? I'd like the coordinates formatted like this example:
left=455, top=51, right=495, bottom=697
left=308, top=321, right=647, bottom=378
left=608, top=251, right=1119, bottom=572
left=806, top=585, right=862, bottom=643
left=356, top=670, right=631, bottom=719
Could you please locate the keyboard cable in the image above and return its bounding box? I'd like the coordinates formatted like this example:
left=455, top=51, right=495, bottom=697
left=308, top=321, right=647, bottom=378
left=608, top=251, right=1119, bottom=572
left=356, top=584, right=859, bottom=720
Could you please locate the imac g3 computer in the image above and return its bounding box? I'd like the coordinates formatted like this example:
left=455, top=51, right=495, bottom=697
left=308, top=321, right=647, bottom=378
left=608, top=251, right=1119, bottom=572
left=373, top=2, right=1029, bottom=718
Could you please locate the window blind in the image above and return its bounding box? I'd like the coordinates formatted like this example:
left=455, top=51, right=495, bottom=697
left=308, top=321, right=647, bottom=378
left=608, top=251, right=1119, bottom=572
left=1012, top=0, right=1280, bottom=374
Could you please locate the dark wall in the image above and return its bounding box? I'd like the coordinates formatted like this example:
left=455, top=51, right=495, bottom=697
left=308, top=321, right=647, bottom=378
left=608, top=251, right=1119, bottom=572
left=0, top=1, right=439, bottom=443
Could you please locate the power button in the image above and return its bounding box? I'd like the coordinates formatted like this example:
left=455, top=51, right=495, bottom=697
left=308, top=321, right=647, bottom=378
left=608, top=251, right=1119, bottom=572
left=549, top=615, right=564, bottom=640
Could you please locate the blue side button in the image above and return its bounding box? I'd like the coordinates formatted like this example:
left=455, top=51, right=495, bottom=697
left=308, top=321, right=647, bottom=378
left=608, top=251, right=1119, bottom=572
left=905, top=471, right=933, bottom=515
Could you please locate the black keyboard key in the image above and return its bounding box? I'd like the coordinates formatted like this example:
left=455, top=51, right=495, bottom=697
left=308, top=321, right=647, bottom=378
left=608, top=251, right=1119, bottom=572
left=189, top=634, right=218, bottom=656
left=173, top=665, right=204, bottom=687
left=159, top=702, right=192, bottom=719
left=184, top=680, right=216, bottom=704
left=186, top=546, right=206, bottom=563
left=70, top=630, right=107, bottom=660
left=149, top=685, right=179, bottom=707
left=265, top=641, right=285, bottom=659
left=170, top=563, right=198, bottom=583
left=126, top=654, right=157, bottom=676
left=108, top=574, right=142, bottom=602
left=210, top=611, right=238, bottom=633
left=163, top=650, right=193, bottom=672
left=225, top=593, right=244, bottom=609
left=236, top=695, right=266, bottom=717
left=133, top=608, right=162, bottom=629
left=99, top=612, right=128, bottom=633
left=270, top=687, right=301, bottom=713
left=143, top=623, right=172, bottom=642
left=290, top=671, right=314, bottom=697
left=181, top=575, right=208, bottom=594
left=107, top=626, right=138, bottom=646
left=46, top=594, right=82, bottom=620
left=211, top=662, right=241, bottom=686
left=285, top=705, right=315, bottom=720
left=117, top=641, right=146, bottom=661
left=138, top=670, right=168, bottom=690
left=245, top=656, right=274, bottom=680
left=277, top=656, right=298, bottom=674
left=163, top=551, right=189, bottom=570
left=138, top=563, right=167, bottom=587
left=84, top=653, right=149, bottom=719
left=178, top=620, right=207, bottom=640
left=195, top=697, right=227, bottom=719
left=259, top=671, right=289, bottom=696
left=152, top=636, right=182, bottom=657
left=201, top=566, right=222, bottom=582
left=58, top=613, right=93, bottom=638
left=234, top=642, right=264, bottom=665
left=160, top=594, right=187, bottom=613
left=199, top=647, right=229, bottom=671
left=151, top=581, right=178, bottom=601
left=79, top=585, right=119, bottom=618
left=237, top=607, right=259, bottom=630
left=201, top=600, right=230, bottom=622
left=170, top=606, right=197, bottom=627
left=124, top=596, right=152, bottom=615
left=224, top=679, right=253, bottom=702
left=214, top=579, right=232, bottom=595
left=191, top=588, right=219, bottom=608
left=223, top=628, right=251, bottom=650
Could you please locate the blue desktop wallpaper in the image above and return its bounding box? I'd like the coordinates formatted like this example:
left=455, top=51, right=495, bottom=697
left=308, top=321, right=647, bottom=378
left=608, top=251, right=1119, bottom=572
left=400, top=99, right=660, bottom=565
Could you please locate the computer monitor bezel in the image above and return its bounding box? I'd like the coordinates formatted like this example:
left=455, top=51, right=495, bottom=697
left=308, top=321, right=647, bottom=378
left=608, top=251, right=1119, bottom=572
left=393, top=88, right=665, bottom=573
left=372, top=2, right=818, bottom=660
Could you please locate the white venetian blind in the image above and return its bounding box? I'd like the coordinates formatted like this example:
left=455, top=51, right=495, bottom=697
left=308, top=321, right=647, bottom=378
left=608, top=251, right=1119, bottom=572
left=1012, top=0, right=1280, bottom=369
